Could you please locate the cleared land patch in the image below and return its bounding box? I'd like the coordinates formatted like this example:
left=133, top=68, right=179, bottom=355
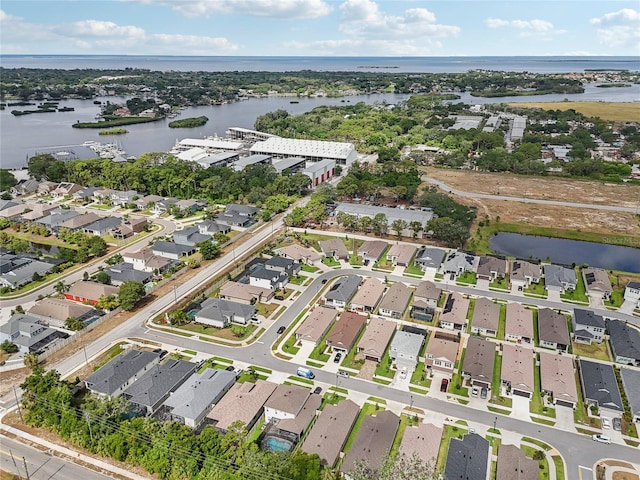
left=508, top=101, right=640, bottom=122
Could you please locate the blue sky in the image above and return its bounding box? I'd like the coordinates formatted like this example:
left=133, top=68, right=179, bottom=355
left=1, top=0, right=639, bottom=56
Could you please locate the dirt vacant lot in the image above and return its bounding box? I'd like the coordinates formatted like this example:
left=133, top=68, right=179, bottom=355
left=508, top=101, right=640, bottom=123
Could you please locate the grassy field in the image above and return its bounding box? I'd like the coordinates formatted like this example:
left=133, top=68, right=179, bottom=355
left=508, top=101, right=640, bottom=122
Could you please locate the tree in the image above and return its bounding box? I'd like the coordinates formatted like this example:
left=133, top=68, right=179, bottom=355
left=230, top=325, right=247, bottom=338
left=348, top=453, right=439, bottom=480
left=409, top=221, right=423, bottom=239
left=391, top=219, right=408, bottom=238
left=427, top=217, right=470, bottom=248
left=118, top=281, right=146, bottom=311
left=94, top=271, right=111, bottom=285
left=0, top=169, right=17, bottom=191
left=372, top=213, right=388, bottom=236
left=199, top=240, right=220, bottom=261
left=1, top=340, right=18, bottom=354
left=96, top=294, right=119, bottom=311
left=24, top=352, right=40, bottom=370
left=54, top=281, right=69, bottom=294
left=169, top=310, right=190, bottom=326
left=65, top=316, right=85, bottom=331
left=105, top=253, right=123, bottom=266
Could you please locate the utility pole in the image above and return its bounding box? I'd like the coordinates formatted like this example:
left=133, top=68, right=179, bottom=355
left=83, top=346, right=89, bottom=366
left=85, top=412, right=93, bottom=444
left=9, top=450, right=22, bottom=480
left=22, top=457, right=30, bottom=480
left=13, top=386, right=23, bottom=423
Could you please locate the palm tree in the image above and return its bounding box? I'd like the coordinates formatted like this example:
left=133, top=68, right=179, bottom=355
left=54, top=281, right=69, bottom=294
left=24, top=352, right=39, bottom=370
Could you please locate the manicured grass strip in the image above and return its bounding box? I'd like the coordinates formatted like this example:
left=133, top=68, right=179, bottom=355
left=522, top=437, right=552, bottom=451
left=251, top=365, right=272, bottom=374
left=329, top=386, right=349, bottom=395
left=373, top=378, right=392, bottom=385
left=306, top=360, right=324, bottom=368
left=552, top=455, right=565, bottom=480
left=288, top=375, right=314, bottom=385
left=183, top=349, right=197, bottom=355
left=343, top=403, right=378, bottom=453
left=409, top=386, right=428, bottom=395
left=436, top=425, right=466, bottom=472
left=532, top=417, right=555, bottom=426
left=367, top=396, right=387, bottom=405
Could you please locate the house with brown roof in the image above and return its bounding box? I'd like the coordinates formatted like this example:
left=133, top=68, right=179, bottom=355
left=399, top=423, right=442, bottom=464
left=341, top=410, right=399, bottom=476
left=263, top=384, right=322, bottom=440
left=318, top=238, right=349, bottom=260
left=439, top=292, right=470, bottom=331
left=496, top=444, right=538, bottom=480
left=470, top=297, right=500, bottom=337
left=505, top=303, right=534, bottom=344
left=462, top=336, right=496, bottom=389
left=411, top=280, right=441, bottom=321
left=206, top=379, right=277, bottom=433
left=510, top=260, right=541, bottom=290
left=539, top=351, right=577, bottom=407
left=477, top=256, right=508, bottom=281
left=21, top=203, right=58, bottom=221
left=357, top=317, right=397, bottom=362
left=582, top=267, right=613, bottom=300
left=425, top=334, right=460, bottom=374
left=51, top=182, right=83, bottom=198
left=276, top=243, right=322, bottom=265
left=537, top=308, right=570, bottom=352
left=326, top=311, right=367, bottom=354
left=218, top=281, right=274, bottom=305
left=301, top=399, right=360, bottom=467
left=385, top=243, right=417, bottom=267
left=357, top=240, right=388, bottom=263
left=501, top=344, right=534, bottom=399
left=378, top=282, right=412, bottom=319
left=65, top=281, right=118, bottom=306
left=295, top=307, right=338, bottom=347
left=27, top=297, right=99, bottom=328
left=59, top=212, right=101, bottom=231
left=350, top=277, right=385, bottom=313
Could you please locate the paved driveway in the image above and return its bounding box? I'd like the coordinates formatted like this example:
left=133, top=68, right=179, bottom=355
left=511, top=394, right=532, bottom=421
left=555, top=404, right=577, bottom=432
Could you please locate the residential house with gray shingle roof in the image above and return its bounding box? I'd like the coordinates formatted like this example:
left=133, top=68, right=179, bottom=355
left=572, top=308, right=605, bottom=344
left=341, top=411, right=399, bottom=476
left=206, top=380, right=277, bottom=433
left=161, top=368, right=236, bottom=429
left=442, top=251, right=477, bottom=277
left=624, top=281, right=640, bottom=308
left=325, top=275, right=361, bottom=308
left=194, top=297, right=255, bottom=328
left=414, top=247, right=446, bottom=274
left=439, top=292, right=470, bottom=331
left=151, top=241, right=197, bottom=260
left=578, top=359, right=623, bottom=412
left=83, top=216, right=122, bottom=236
left=318, top=238, right=349, bottom=260
left=607, top=320, right=640, bottom=366
left=544, top=264, right=577, bottom=293
left=462, top=336, right=496, bottom=389
left=620, top=368, right=640, bottom=422
left=496, top=444, right=538, bottom=480
left=389, top=329, right=426, bottom=370
left=538, top=308, right=571, bottom=352
left=0, top=314, right=67, bottom=354
left=445, top=433, right=490, bottom=480
left=0, top=255, right=54, bottom=290
left=173, top=226, right=211, bottom=247
left=84, top=349, right=162, bottom=398
left=123, top=359, right=196, bottom=416
left=477, top=255, right=508, bottom=281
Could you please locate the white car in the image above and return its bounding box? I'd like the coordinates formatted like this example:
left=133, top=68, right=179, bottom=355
left=471, top=387, right=479, bottom=397
left=399, top=367, right=407, bottom=379
left=601, top=418, right=611, bottom=429
left=592, top=434, right=611, bottom=444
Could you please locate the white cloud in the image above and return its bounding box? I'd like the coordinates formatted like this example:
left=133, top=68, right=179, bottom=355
left=338, top=0, right=460, bottom=39
left=64, top=20, right=146, bottom=39
left=125, top=0, right=332, bottom=19
left=485, top=17, right=554, bottom=32
left=590, top=9, right=640, bottom=49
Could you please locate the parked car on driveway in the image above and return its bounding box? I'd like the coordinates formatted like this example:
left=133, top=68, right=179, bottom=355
left=274, top=295, right=285, bottom=301
left=440, top=378, right=449, bottom=392
left=333, top=352, right=342, bottom=363
left=480, top=387, right=488, bottom=399
left=471, top=387, right=479, bottom=397
left=602, top=417, right=611, bottom=429
left=613, top=418, right=622, bottom=431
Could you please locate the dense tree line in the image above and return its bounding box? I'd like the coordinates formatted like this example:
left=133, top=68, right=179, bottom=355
left=336, top=161, right=422, bottom=201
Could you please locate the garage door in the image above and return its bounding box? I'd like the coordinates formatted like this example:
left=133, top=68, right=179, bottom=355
left=513, top=389, right=532, bottom=398
left=556, top=400, right=575, bottom=408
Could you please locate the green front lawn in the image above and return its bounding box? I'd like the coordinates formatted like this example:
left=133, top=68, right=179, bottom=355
left=255, top=302, right=279, bottom=317
left=410, top=362, right=432, bottom=388
left=572, top=341, right=610, bottom=361
left=375, top=351, right=396, bottom=378
left=289, top=274, right=308, bottom=285
left=301, top=264, right=319, bottom=273
left=436, top=425, right=466, bottom=472
left=497, top=304, right=506, bottom=340
left=560, top=270, right=588, bottom=303
left=524, top=279, right=548, bottom=297
left=404, top=259, right=424, bottom=277
left=489, top=350, right=512, bottom=408
left=457, top=271, right=477, bottom=285
left=282, top=334, right=300, bottom=355
left=490, top=275, right=510, bottom=290
left=530, top=362, right=556, bottom=418
left=322, top=256, right=341, bottom=267
left=521, top=445, right=549, bottom=480
left=604, top=283, right=624, bottom=308
left=309, top=342, right=331, bottom=363
left=177, top=322, right=256, bottom=340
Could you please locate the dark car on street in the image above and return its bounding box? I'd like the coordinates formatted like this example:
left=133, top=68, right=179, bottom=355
left=277, top=326, right=286, bottom=335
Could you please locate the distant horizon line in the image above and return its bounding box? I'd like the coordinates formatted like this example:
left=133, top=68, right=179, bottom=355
left=1, top=54, right=636, bottom=58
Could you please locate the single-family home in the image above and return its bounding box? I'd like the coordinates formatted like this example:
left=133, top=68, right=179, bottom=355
left=65, top=281, right=118, bottom=306
left=276, top=244, right=322, bottom=265
left=36, top=208, right=80, bottom=232
left=325, top=275, right=361, bottom=308
left=160, top=368, right=236, bottom=430
left=389, top=328, right=426, bottom=370
left=411, top=280, right=441, bottom=321
left=607, top=320, right=640, bottom=366
left=152, top=198, right=178, bottom=215
left=385, top=243, right=417, bottom=267
left=496, top=444, right=538, bottom=480
left=173, top=199, right=204, bottom=216
left=84, top=348, right=162, bottom=398
left=134, top=194, right=163, bottom=210
left=122, top=249, right=173, bottom=274
left=27, top=297, right=99, bottom=328
left=501, top=344, right=534, bottom=399
left=462, top=336, right=496, bottom=389
left=414, top=247, right=446, bottom=274
left=72, top=187, right=98, bottom=203
left=425, top=334, right=459, bottom=375
left=173, top=226, right=211, bottom=247
left=539, top=351, right=577, bottom=408
left=439, top=292, right=470, bottom=331
left=196, top=220, right=231, bottom=236
left=578, top=359, right=623, bottom=412
left=624, top=281, right=640, bottom=308
left=510, top=260, right=541, bottom=290
left=0, top=314, right=67, bottom=355
left=218, top=281, right=273, bottom=305
left=537, top=309, right=570, bottom=352
left=21, top=203, right=58, bottom=221
left=123, top=359, right=197, bottom=416
left=249, top=268, right=288, bottom=290
left=572, top=308, right=605, bottom=344
left=318, top=238, right=349, bottom=260
left=206, top=380, right=278, bottom=433
left=470, top=297, right=500, bottom=337
left=104, top=263, right=153, bottom=286
left=11, top=179, right=39, bottom=196
left=325, top=311, right=367, bottom=354
left=582, top=268, right=613, bottom=300
left=225, top=203, right=259, bottom=218
left=59, top=212, right=101, bottom=231
left=110, top=190, right=138, bottom=207
left=295, top=307, right=338, bottom=347
left=194, top=298, right=255, bottom=328
left=399, top=423, right=442, bottom=465
left=505, top=303, right=534, bottom=344
left=0, top=199, right=18, bottom=211
left=357, top=240, right=388, bottom=264
left=476, top=256, right=508, bottom=281
left=0, top=255, right=55, bottom=290
left=442, top=251, right=477, bottom=276
left=350, top=277, right=385, bottom=313
left=51, top=182, right=83, bottom=198
left=37, top=181, right=59, bottom=196
left=93, top=189, right=116, bottom=203
left=271, top=390, right=322, bottom=442
left=620, top=368, right=640, bottom=422
left=445, top=433, right=490, bottom=480
left=544, top=265, right=577, bottom=293
left=341, top=411, right=399, bottom=476
left=300, top=399, right=360, bottom=467
left=356, top=318, right=396, bottom=362
left=265, top=256, right=300, bottom=277
left=83, top=216, right=122, bottom=236
left=263, top=384, right=311, bottom=423
left=151, top=241, right=197, bottom=260
left=378, top=282, right=412, bottom=319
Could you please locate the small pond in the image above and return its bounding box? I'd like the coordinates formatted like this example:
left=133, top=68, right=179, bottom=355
left=488, top=232, right=640, bottom=273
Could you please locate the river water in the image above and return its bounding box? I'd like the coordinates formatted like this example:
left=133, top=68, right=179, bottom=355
left=489, top=232, right=640, bottom=273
